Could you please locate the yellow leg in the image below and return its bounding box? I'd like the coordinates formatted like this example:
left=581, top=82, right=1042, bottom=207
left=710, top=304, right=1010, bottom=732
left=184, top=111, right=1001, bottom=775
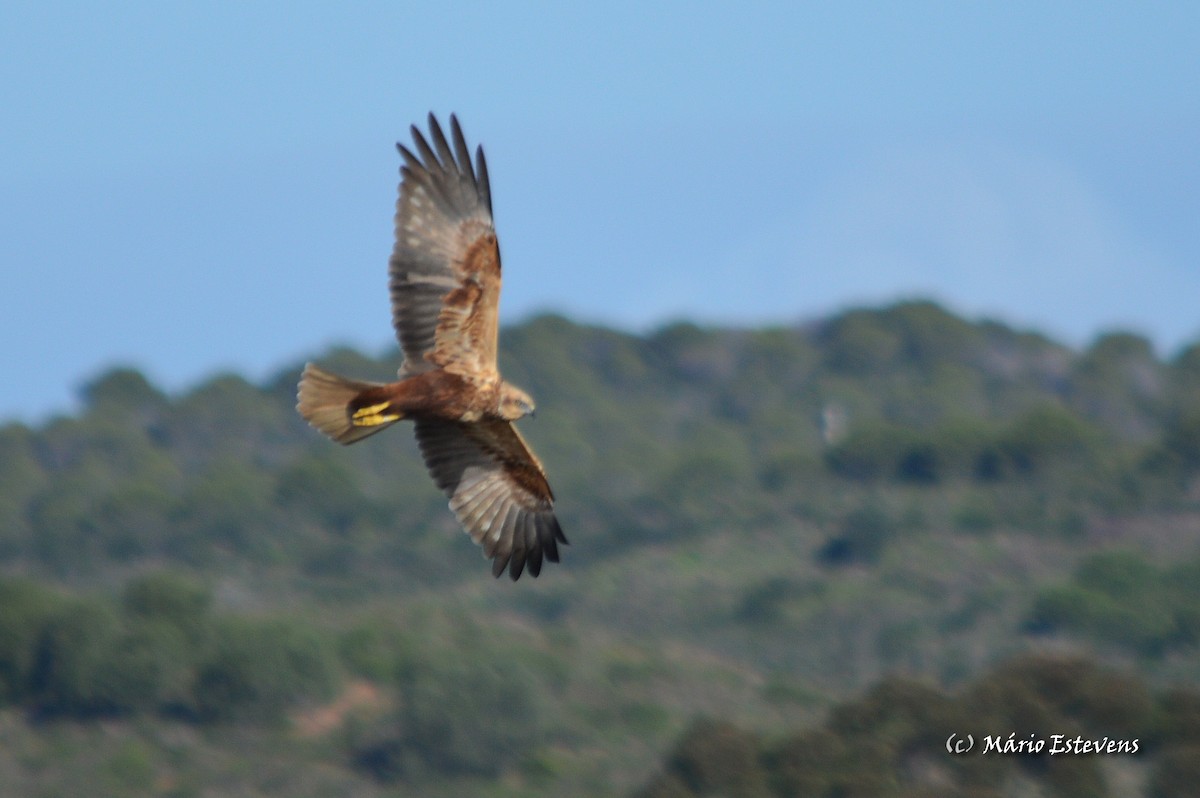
left=351, top=401, right=401, bottom=426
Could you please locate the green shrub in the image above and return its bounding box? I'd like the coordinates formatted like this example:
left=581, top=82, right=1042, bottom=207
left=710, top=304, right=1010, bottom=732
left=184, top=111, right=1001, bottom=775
left=826, top=423, right=922, bottom=481
left=663, top=717, right=770, bottom=798
left=818, top=503, right=897, bottom=566
left=28, top=599, right=124, bottom=716
left=1149, top=745, right=1200, bottom=798
left=192, top=618, right=339, bottom=723
left=121, top=571, right=212, bottom=645
left=0, top=579, right=64, bottom=704
left=1027, top=552, right=1198, bottom=657
left=352, top=650, right=546, bottom=780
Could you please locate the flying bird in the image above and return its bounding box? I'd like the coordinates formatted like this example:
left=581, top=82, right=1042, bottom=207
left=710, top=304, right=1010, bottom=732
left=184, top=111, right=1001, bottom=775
left=297, top=114, right=566, bottom=580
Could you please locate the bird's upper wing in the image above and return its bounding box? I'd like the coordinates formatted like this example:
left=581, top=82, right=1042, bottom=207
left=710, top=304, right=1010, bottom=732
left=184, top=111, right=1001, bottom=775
left=414, top=418, right=567, bottom=580
left=389, top=114, right=501, bottom=380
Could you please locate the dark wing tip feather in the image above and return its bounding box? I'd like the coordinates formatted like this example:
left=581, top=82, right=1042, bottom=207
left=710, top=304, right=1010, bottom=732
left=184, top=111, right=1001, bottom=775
left=409, top=123, right=441, bottom=173
left=449, top=114, right=476, bottom=184
left=539, top=515, right=566, bottom=563
left=427, top=114, right=455, bottom=169
left=497, top=512, right=564, bottom=580
left=395, top=141, right=420, bottom=167
left=525, top=517, right=544, bottom=577
left=396, top=114, right=489, bottom=221
left=475, top=145, right=492, bottom=214
left=507, top=511, right=528, bottom=580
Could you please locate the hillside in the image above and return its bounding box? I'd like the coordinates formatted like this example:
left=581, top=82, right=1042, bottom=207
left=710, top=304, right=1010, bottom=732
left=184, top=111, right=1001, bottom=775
left=1, top=300, right=1199, bottom=796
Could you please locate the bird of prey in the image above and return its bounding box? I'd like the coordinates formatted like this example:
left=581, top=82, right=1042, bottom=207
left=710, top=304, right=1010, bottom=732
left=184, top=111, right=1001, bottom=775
left=297, top=114, right=566, bottom=580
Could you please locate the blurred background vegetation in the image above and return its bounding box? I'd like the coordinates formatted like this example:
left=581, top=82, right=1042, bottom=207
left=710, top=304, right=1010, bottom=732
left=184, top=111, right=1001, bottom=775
left=1, top=300, right=1199, bottom=796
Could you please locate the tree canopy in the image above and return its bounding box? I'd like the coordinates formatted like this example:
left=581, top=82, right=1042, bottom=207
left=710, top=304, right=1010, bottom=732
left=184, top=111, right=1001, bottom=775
left=1, top=301, right=1198, bottom=796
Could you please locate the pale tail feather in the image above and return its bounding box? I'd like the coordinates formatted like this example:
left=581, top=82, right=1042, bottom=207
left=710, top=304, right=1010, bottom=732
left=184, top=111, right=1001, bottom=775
left=296, top=363, right=400, bottom=445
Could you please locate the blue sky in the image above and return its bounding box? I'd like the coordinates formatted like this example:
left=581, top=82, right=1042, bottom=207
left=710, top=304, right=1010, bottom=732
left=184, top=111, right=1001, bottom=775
left=3, top=2, right=1198, bottom=421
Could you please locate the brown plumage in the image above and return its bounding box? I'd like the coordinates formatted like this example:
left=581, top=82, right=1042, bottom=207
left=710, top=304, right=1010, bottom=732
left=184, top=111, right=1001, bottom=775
left=296, top=114, right=566, bottom=580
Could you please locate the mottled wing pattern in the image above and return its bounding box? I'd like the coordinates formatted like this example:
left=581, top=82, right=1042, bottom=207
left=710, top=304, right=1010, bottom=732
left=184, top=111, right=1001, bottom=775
left=414, top=418, right=567, bottom=580
left=390, top=114, right=501, bottom=379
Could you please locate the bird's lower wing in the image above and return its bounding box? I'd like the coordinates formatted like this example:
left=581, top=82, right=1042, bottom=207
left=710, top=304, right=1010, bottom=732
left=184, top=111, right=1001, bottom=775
left=414, top=418, right=566, bottom=580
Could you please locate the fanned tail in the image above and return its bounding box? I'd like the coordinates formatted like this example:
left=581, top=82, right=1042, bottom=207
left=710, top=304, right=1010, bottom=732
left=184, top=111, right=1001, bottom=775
left=296, top=363, right=401, bottom=444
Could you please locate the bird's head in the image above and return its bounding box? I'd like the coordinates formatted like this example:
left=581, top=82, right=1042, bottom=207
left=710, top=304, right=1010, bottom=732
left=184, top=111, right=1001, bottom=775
left=497, top=382, right=537, bottom=421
